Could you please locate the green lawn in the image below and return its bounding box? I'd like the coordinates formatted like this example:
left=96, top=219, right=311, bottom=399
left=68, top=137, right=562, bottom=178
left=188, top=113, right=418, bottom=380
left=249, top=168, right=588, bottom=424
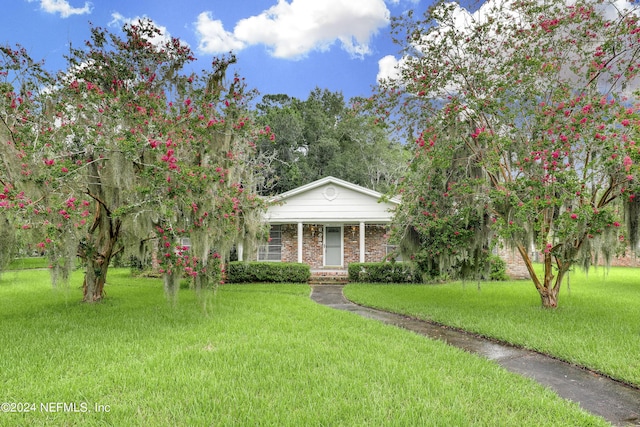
left=0, top=269, right=606, bottom=426
left=344, top=265, right=640, bottom=388
left=6, top=257, right=49, bottom=270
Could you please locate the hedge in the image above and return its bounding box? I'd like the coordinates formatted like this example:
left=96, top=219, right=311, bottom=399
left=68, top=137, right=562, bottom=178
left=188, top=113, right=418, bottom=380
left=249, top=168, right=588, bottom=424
left=348, top=262, right=420, bottom=284
left=226, top=262, right=311, bottom=284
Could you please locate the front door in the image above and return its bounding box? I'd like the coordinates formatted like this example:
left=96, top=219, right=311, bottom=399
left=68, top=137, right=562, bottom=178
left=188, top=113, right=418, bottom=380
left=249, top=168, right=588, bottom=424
left=324, top=226, right=342, bottom=266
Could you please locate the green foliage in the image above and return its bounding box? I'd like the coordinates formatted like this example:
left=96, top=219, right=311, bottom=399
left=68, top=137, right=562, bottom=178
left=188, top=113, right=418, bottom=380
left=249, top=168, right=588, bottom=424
left=348, top=262, right=419, bottom=283
left=0, top=21, right=267, bottom=300
left=255, top=89, right=408, bottom=195
left=0, top=215, right=17, bottom=272
left=377, top=0, right=640, bottom=306
left=488, top=255, right=509, bottom=281
left=226, top=261, right=311, bottom=283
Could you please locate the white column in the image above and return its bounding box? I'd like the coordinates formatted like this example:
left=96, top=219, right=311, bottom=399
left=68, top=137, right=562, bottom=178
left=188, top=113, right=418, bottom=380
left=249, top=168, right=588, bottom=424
left=237, top=241, right=244, bottom=262
left=359, top=222, right=365, bottom=263
left=297, top=222, right=303, bottom=263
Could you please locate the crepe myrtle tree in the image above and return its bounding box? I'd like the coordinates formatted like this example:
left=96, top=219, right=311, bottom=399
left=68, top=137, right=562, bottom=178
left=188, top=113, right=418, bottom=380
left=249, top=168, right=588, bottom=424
left=0, top=21, right=268, bottom=302
left=0, top=46, right=54, bottom=273
left=377, top=0, right=640, bottom=307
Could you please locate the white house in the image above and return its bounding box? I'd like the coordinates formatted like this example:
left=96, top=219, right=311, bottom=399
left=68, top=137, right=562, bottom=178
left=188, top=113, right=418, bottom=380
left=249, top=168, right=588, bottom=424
left=251, top=176, right=400, bottom=275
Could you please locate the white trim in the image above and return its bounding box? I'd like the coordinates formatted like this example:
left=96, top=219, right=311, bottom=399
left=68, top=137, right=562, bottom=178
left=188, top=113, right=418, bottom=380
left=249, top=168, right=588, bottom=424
left=268, top=176, right=401, bottom=205
left=297, top=222, right=303, bottom=263
left=237, top=241, right=244, bottom=262
left=359, top=222, right=365, bottom=263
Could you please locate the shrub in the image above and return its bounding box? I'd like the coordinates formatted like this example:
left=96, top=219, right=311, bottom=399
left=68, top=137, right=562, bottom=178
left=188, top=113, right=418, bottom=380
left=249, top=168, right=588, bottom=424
left=226, top=262, right=311, bottom=283
left=348, top=262, right=420, bottom=283
left=411, top=250, right=509, bottom=283
left=488, top=255, right=509, bottom=281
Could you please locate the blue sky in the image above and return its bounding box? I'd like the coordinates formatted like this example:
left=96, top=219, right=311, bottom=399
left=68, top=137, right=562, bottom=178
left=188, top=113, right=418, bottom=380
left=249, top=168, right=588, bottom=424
left=1, top=0, right=427, bottom=101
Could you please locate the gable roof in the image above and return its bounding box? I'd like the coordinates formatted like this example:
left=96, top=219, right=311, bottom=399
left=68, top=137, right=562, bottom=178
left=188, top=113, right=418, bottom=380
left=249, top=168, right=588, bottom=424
left=265, top=176, right=400, bottom=224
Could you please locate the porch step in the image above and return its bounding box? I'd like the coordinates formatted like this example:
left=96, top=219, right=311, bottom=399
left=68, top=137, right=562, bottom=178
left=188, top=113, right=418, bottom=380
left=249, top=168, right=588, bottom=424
left=309, top=276, right=349, bottom=285
left=309, top=270, right=349, bottom=285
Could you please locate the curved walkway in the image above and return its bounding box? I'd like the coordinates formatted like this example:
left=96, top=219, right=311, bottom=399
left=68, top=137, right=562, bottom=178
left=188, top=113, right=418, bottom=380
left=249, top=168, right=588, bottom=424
left=310, top=284, right=640, bottom=427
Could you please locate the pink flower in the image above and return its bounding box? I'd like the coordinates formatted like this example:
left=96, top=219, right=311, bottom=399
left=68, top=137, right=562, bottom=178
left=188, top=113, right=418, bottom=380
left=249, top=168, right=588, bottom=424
left=623, top=155, right=633, bottom=172
left=613, top=221, right=621, bottom=227
left=621, top=119, right=630, bottom=127
left=570, top=213, right=578, bottom=219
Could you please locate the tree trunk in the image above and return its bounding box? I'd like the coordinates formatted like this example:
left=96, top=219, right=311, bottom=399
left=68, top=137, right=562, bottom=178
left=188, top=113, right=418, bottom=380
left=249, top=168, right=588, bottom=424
left=83, top=254, right=109, bottom=302
left=516, top=244, right=563, bottom=309
left=81, top=196, right=121, bottom=303
left=539, top=286, right=559, bottom=308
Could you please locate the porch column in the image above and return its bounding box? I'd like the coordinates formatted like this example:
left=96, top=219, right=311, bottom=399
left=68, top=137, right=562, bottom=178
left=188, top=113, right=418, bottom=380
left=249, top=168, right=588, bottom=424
left=297, top=222, right=303, bottom=263
left=237, top=241, right=244, bottom=262
left=359, top=222, right=365, bottom=263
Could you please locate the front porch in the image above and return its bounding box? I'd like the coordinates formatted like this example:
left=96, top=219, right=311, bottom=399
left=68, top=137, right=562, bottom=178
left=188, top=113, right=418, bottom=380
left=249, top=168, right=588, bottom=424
left=257, top=222, right=390, bottom=268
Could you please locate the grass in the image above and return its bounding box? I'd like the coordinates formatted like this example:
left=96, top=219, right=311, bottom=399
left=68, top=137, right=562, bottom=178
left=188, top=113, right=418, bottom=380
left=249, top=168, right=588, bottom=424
left=6, top=257, right=49, bottom=270
left=0, top=269, right=607, bottom=426
left=344, top=265, right=640, bottom=388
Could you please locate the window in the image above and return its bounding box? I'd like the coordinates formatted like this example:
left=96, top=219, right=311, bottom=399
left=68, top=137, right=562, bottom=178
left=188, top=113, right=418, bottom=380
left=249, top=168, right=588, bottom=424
left=258, top=225, right=282, bottom=261
left=180, top=237, right=191, bottom=250
left=385, top=244, right=403, bottom=261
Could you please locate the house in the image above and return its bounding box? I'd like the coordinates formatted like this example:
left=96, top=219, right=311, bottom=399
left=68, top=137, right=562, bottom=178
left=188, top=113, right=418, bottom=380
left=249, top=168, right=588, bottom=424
left=247, top=176, right=400, bottom=277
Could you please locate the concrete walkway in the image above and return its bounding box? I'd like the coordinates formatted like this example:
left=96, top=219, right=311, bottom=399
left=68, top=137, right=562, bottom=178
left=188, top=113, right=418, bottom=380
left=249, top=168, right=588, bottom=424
left=310, top=284, right=640, bottom=427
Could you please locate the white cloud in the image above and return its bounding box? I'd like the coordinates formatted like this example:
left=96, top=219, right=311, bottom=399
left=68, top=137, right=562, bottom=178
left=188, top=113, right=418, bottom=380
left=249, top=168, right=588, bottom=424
left=195, top=12, right=246, bottom=54
left=28, top=0, right=91, bottom=18
left=195, top=0, right=390, bottom=59
left=109, top=13, right=177, bottom=49
left=377, top=55, right=400, bottom=82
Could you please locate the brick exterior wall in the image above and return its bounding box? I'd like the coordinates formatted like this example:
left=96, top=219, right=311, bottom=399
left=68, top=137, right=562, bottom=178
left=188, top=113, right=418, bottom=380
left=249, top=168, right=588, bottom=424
left=496, top=244, right=640, bottom=280
left=280, top=224, right=298, bottom=264
left=495, top=246, right=530, bottom=279
left=605, top=251, right=640, bottom=268
left=275, top=223, right=390, bottom=269
left=365, top=225, right=388, bottom=262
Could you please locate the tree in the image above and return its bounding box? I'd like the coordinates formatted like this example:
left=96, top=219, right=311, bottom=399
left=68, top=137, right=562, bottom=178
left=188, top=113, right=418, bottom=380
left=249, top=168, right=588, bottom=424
left=256, top=88, right=408, bottom=195
left=377, top=0, right=640, bottom=307
left=255, top=94, right=306, bottom=194
left=0, top=21, right=266, bottom=302
left=0, top=45, right=54, bottom=274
